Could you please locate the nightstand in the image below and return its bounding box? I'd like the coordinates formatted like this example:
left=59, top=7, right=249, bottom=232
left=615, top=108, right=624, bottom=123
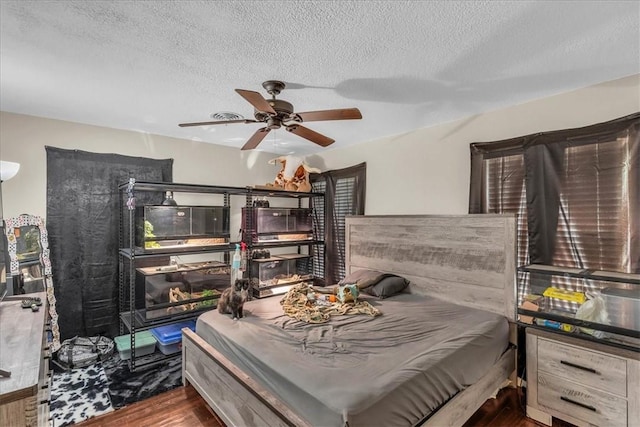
left=526, top=327, right=639, bottom=427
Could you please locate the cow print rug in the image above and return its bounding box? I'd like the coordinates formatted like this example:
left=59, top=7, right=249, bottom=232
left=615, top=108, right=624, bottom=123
left=50, top=354, right=181, bottom=425
left=49, top=363, right=113, bottom=426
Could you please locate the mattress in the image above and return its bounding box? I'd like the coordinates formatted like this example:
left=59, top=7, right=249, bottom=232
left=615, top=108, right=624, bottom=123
left=196, top=292, right=509, bottom=427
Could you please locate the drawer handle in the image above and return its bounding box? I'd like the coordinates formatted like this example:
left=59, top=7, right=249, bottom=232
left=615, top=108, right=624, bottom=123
left=560, top=360, right=598, bottom=374
left=561, top=396, right=597, bottom=412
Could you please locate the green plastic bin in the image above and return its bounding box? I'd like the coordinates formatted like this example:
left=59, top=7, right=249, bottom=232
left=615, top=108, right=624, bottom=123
left=114, top=330, right=157, bottom=360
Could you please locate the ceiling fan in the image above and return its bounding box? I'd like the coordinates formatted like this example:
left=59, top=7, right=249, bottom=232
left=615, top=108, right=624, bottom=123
left=178, top=80, right=362, bottom=150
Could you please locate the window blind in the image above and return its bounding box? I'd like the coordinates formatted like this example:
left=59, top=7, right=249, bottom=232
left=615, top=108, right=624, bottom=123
left=471, top=113, right=639, bottom=309
left=483, top=154, right=530, bottom=304
left=311, top=163, right=366, bottom=285
left=311, top=180, right=326, bottom=282
left=554, top=138, right=633, bottom=272
left=312, top=176, right=361, bottom=283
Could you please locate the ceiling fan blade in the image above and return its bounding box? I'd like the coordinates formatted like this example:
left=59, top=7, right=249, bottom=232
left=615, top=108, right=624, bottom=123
left=295, top=108, right=362, bottom=122
left=286, top=125, right=335, bottom=147
left=235, top=89, right=277, bottom=115
left=241, top=127, right=271, bottom=150
left=178, top=119, right=258, bottom=127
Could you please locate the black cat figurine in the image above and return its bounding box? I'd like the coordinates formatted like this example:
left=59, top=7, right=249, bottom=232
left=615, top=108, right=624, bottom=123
left=218, top=278, right=250, bottom=320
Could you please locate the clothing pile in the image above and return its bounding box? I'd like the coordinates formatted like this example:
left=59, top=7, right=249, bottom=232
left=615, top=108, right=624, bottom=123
left=280, top=283, right=381, bottom=323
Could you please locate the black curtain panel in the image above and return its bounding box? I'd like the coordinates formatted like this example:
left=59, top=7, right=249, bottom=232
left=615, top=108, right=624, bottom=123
left=46, top=147, right=173, bottom=340
left=311, top=163, right=366, bottom=285
left=523, top=142, right=565, bottom=265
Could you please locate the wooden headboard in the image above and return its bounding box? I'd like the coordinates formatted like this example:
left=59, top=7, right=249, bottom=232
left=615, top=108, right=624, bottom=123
left=345, top=214, right=517, bottom=321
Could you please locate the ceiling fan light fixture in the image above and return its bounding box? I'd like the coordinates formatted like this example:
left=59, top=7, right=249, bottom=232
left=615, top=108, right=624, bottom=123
left=210, top=111, right=244, bottom=121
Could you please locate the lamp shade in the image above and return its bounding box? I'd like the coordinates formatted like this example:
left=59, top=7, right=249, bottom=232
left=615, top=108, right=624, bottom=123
left=0, top=161, right=20, bottom=182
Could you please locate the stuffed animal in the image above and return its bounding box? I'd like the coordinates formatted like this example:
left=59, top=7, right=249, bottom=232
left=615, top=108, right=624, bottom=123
left=266, top=155, right=321, bottom=192
left=337, top=284, right=359, bottom=304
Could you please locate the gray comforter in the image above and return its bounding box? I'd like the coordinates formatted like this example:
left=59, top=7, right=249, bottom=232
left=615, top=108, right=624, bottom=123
left=196, top=292, right=509, bottom=427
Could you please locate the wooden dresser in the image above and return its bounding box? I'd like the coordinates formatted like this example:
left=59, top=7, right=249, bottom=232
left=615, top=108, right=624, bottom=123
left=526, top=327, right=639, bottom=427
left=0, top=292, right=51, bottom=426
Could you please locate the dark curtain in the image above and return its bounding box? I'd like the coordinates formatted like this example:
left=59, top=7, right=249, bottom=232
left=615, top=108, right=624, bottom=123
left=469, top=136, right=530, bottom=214
left=469, top=112, right=639, bottom=274
left=523, top=143, right=565, bottom=265
left=46, top=147, right=173, bottom=340
left=311, top=163, right=366, bottom=285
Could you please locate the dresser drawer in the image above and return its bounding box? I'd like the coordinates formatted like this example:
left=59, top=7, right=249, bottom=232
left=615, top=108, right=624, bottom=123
left=538, top=337, right=627, bottom=396
left=538, top=372, right=627, bottom=427
left=37, top=402, right=50, bottom=427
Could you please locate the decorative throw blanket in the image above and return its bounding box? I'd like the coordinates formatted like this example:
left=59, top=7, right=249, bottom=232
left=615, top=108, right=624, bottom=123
left=280, top=283, right=381, bottom=323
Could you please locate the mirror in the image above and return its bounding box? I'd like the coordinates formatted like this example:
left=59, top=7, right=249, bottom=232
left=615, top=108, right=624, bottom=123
left=11, top=224, right=45, bottom=294
left=3, top=214, right=61, bottom=351
left=0, top=223, right=8, bottom=300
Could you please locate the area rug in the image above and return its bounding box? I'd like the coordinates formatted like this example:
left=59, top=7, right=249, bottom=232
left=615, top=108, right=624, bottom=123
left=49, top=363, right=113, bottom=426
left=102, top=353, right=183, bottom=409
left=50, top=353, right=182, bottom=425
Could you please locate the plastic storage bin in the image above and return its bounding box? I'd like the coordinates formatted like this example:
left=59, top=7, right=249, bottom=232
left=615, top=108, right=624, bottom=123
left=150, top=319, right=197, bottom=355
left=114, top=330, right=157, bottom=360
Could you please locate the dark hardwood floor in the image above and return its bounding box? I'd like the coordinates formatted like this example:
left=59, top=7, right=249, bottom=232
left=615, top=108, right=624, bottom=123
left=462, top=387, right=574, bottom=427
left=78, top=385, right=224, bottom=427
left=79, top=385, right=573, bottom=427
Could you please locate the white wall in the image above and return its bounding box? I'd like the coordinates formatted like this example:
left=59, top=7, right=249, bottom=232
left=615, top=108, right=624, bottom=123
left=311, top=74, right=640, bottom=215
left=0, top=113, right=281, bottom=220
left=1, top=74, right=638, bottom=220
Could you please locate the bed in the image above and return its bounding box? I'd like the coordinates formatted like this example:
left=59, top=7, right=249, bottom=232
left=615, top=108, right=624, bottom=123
left=182, top=214, right=517, bottom=427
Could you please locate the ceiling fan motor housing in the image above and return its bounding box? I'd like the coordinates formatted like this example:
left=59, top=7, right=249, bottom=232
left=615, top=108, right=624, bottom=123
left=254, top=98, right=294, bottom=122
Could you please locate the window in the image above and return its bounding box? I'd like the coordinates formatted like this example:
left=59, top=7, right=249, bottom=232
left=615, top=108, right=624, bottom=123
left=470, top=113, right=639, bottom=305
left=484, top=153, right=529, bottom=271
left=311, top=163, right=366, bottom=285
left=554, top=139, right=635, bottom=272
left=482, top=153, right=531, bottom=302
left=311, top=179, right=326, bottom=282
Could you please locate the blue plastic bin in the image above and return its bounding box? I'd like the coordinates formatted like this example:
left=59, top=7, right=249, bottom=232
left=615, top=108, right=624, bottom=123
left=150, top=319, right=196, bottom=355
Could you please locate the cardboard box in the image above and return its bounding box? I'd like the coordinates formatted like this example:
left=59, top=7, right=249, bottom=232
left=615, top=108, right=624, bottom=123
left=518, top=300, right=540, bottom=324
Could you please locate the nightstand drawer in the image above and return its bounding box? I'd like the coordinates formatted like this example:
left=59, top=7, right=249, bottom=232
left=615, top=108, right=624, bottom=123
left=538, top=372, right=627, bottom=427
left=538, top=337, right=627, bottom=396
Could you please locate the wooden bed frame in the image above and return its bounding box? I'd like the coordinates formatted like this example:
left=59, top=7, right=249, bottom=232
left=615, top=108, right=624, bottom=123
left=182, top=214, right=517, bottom=427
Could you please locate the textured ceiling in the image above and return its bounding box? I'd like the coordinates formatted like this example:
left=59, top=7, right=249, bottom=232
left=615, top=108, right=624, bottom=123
left=1, top=1, right=638, bottom=155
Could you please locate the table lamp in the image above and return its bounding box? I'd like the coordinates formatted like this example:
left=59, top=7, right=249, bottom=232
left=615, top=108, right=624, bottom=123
left=0, top=160, right=21, bottom=220
left=0, top=161, right=19, bottom=376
